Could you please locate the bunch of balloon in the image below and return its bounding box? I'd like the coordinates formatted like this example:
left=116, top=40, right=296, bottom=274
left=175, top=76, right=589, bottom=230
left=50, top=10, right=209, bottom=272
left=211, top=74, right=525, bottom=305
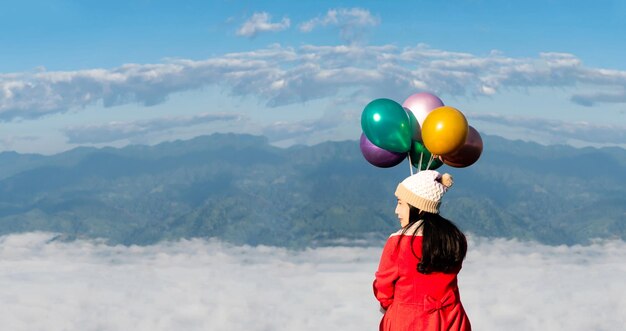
left=360, top=93, right=483, bottom=171
left=359, top=98, right=411, bottom=168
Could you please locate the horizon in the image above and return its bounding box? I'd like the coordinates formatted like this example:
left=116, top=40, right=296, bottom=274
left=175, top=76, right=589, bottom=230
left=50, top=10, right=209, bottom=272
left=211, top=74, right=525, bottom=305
left=1, top=131, right=624, bottom=157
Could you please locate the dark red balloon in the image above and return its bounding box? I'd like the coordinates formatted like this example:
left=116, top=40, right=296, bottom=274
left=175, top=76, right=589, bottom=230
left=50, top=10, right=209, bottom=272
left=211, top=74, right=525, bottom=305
left=360, top=133, right=406, bottom=168
left=442, top=126, right=483, bottom=168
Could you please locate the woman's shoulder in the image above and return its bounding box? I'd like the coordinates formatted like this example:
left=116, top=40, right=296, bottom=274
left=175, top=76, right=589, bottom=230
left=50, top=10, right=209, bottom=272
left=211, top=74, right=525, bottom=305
left=389, top=220, right=424, bottom=238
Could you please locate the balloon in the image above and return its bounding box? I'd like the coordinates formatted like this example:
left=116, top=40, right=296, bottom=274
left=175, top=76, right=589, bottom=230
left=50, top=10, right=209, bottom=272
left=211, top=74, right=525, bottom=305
left=404, top=107, right=421, bottom=142
left=421, top=106, right=469, bottom=156
left=360, top=133, right=406, bottom=168
left=402, top=92, right=444, bottom=142
left=442, top=126, right=483, bottom=168
left=409, top=141, right=443, bottom=170
left=361, top=98, right=412, bottom=153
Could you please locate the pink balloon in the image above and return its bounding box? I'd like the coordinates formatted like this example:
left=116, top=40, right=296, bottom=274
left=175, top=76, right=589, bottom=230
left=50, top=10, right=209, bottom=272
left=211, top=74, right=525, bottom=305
left=402, top=92, right=444, bottom=142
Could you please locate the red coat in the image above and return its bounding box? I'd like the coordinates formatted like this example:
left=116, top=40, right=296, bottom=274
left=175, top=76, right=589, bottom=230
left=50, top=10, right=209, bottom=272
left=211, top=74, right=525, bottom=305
left=373, top=227, right=471, bottom=331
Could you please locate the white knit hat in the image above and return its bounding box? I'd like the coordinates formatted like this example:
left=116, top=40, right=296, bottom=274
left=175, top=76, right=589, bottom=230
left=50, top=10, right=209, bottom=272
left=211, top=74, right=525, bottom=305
left=394, top=170, right=454, bottom=213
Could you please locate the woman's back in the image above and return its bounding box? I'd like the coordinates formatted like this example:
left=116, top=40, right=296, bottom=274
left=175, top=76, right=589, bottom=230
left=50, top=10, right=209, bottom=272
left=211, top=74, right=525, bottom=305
left=374, top=228, right=470, bottom=331
left=392, top=230, right=460, bottom=301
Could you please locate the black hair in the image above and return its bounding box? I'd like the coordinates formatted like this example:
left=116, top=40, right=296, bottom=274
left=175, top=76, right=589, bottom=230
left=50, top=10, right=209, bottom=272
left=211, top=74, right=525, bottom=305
left=399, top=206, right=467, bottom=274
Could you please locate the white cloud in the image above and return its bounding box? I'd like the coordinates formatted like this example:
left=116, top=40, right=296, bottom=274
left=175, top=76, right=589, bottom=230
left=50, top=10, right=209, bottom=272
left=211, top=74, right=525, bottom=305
left=299, top=8, right=379, bottom=44
left=2, top=44, right=626, bottom=123
left=63, top=113, right=243, bottom=144
left=469, top=112, right=626, bottom=144
left=236, top=12, right=290, bottom=38
left=462, top=237, right=626, bottom=330
left=1, top=232, right=625, bottom=331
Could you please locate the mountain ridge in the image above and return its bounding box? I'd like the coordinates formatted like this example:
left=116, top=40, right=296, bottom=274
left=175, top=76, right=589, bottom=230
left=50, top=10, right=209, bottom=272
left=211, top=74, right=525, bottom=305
left=0, top=133, right=624, bottom=247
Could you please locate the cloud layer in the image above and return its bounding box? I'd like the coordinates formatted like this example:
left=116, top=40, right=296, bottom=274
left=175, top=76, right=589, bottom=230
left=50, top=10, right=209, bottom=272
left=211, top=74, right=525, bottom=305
left=1, top=232, right=625, bottom=331
left=3, top=45, right=626, bottom=123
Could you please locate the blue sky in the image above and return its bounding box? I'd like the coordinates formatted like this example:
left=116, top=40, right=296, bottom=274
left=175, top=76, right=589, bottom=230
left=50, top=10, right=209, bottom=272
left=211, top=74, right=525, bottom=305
left=1, top=0, right=625, bottom=154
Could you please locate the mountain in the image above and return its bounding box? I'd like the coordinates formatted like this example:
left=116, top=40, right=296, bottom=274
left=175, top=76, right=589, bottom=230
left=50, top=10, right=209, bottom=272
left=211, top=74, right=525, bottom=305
left=0, top=133, right=624, bottom=247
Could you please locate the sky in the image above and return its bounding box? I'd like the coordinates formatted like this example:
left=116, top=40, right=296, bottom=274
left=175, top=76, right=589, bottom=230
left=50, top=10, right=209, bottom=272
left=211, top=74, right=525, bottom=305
left=1, top=0, right=626, bottom=154
left=1, top=232, right=625, bottom=330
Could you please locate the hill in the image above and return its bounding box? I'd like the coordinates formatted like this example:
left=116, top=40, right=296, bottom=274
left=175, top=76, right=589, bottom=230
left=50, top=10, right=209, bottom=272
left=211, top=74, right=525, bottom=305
left=0, top=133, right=624, bottom=247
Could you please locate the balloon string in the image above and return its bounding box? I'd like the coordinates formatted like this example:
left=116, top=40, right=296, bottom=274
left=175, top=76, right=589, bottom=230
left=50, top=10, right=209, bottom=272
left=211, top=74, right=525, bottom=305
left=418, top=152, right=423, bottom=173
left=407, top=152, right=414, bottom=176
left=426, top=154, right=434, bottom=170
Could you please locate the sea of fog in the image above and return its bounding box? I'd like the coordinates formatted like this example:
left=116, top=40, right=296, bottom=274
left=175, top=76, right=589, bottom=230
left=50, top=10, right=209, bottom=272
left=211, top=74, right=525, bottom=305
left=1, top=232, right=625, bottom=331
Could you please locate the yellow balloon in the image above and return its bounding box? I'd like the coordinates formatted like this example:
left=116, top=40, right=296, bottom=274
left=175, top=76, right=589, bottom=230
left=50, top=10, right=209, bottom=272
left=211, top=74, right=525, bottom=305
left=421, top=106, right=469, bottom=155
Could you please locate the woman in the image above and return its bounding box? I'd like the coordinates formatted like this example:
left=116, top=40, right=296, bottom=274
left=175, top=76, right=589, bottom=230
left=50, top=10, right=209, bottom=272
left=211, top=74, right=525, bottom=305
left=373, top=170, right=471, bottom=331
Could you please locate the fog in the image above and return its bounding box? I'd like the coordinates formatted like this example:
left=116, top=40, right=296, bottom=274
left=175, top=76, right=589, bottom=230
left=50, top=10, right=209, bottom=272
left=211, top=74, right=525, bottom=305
left=1, top=232, right=624, bottom=330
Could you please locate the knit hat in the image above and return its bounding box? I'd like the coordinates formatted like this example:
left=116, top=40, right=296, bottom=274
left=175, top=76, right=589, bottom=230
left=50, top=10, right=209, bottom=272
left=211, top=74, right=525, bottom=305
left=394, top=170, right=454, bottom=214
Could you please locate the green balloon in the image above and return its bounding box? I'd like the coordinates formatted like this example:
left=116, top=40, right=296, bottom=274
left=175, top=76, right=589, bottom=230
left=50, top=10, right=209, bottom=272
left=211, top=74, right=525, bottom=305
left=410, top=142, right=443, bottom=170
left=405, top=107, right=422, bottom=142
left=360, top=98, right=412, bottom=153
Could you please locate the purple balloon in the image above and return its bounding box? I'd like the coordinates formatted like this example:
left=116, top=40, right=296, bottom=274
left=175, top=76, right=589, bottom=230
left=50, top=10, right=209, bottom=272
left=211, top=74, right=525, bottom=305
left=402, top=92, right=444, bottom=141
left=360, top=133, right=406, bottom=168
